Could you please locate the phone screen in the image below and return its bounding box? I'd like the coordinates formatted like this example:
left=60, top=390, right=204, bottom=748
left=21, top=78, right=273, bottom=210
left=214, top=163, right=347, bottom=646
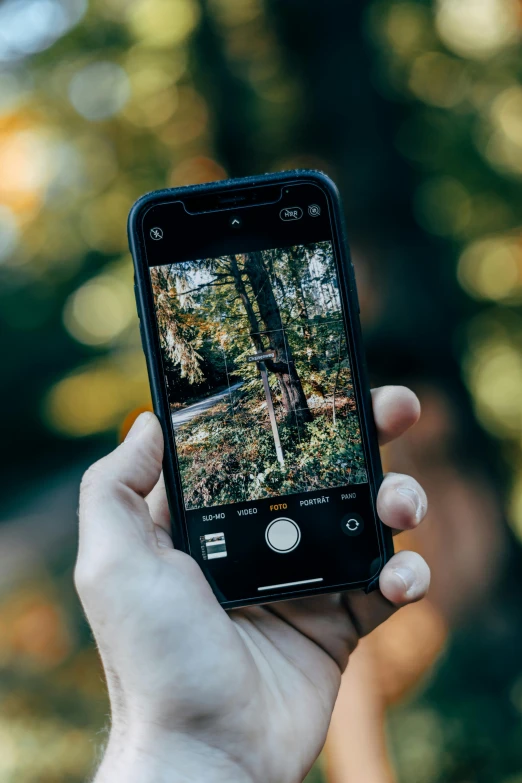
left=141, top=181, right=384, bottom=603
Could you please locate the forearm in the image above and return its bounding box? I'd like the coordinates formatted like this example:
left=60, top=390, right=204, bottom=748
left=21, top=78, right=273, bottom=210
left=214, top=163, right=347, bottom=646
left=93, top=725, right=256, bottom=783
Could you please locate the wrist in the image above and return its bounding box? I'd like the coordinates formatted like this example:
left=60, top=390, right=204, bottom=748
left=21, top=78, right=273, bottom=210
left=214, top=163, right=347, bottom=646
left=94, top=724, right=256, bottom=783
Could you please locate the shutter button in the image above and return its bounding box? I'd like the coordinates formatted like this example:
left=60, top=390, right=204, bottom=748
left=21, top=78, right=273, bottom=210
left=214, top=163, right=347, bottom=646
left=265, top=518, right=301, bottom=553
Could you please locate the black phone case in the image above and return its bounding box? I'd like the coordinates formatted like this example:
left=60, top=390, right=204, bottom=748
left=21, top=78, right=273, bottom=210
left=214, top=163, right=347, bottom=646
left=128, top=169, right=394, bottom=608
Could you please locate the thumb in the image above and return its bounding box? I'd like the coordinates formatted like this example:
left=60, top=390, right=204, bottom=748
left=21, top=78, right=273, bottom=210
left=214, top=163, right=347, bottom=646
left=77, top=412, right=164, bottom=572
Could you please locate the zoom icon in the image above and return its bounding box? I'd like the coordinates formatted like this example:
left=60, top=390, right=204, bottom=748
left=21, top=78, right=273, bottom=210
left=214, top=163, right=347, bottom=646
left=308, top=204, right=321, bottom=217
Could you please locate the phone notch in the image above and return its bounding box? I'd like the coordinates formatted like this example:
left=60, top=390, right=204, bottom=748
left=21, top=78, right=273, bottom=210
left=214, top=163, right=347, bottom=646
left=182, top=184, right=282, bottom=214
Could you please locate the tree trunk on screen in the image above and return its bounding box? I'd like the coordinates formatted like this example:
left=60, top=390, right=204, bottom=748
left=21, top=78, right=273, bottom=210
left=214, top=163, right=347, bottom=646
left=228, top=255, right=265, bottom=354
left=242, top=251, right=312, bottom=425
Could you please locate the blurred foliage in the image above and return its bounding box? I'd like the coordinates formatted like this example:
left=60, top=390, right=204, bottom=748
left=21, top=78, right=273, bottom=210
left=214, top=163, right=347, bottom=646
left=0, top=0, right=521, bottom=780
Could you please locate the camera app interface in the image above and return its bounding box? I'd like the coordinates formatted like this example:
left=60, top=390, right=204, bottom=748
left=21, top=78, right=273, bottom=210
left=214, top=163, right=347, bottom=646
left=150, top=239, right=380, bottom=602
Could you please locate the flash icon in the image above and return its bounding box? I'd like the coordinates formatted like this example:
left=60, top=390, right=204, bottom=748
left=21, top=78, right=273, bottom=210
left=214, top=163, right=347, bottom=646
left=150, top=227, right=163, bottom=240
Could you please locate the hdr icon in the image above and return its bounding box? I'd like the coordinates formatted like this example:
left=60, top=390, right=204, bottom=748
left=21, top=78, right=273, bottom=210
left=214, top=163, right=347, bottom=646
left=280, top=206, right=303, bottom=221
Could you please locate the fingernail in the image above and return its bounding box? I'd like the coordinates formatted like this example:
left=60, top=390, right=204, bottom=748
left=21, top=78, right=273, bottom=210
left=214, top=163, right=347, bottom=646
left=391, top=566, right=417, bottom=597
left=396, top=486, right=426, bottom=523
left=125, top=412, right=153, bottom=441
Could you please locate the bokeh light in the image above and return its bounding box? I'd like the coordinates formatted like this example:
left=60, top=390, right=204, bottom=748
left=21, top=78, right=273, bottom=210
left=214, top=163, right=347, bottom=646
left=458, top=234, right=522, bottom=302
left=63, top=280, right=133, bottom=346
left=123, top=50, right=182, bottom=128
left=492, top=87, right=522, bottom=149
left=465, top=338, right=522, bottom=437
left=0, top=0, right=86, bottom=62
left=483, top=86, right=522, bottom=178
left=126, top=0, right=200, bottom=47
left=63, top=260, right=135, bottom=346
left=367, top=2, right=433, bottom=59
left=158, top=85, right=209, bottom=146
left=208, top=0, right=263, bottom=28
left=408, top=51, right=468, bottom=108
left=44, top=355, right=150, bottom=437
left=436, top=0, right=520, bottom=60
left=0, top=719, right=92, bottom=779
left=169, top=156, right=227, bottom=186
left=0, top=128, right=52, bottom=213
left=68, top=61, right=130, bottom=121
left=0, top=205, right=19, bottom=263
left=0, top=588, right=73, bottom=670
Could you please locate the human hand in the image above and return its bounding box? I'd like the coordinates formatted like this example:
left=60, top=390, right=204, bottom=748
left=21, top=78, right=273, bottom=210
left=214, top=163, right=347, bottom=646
left=76, top=385, right=429, bottom=783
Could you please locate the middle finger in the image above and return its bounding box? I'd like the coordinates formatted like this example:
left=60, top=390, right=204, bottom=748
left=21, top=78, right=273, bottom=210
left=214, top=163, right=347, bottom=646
left=377, top=472, right=427, bottom=534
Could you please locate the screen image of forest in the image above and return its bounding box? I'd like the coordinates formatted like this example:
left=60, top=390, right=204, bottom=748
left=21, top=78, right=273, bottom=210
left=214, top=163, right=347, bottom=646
left=150, top=241, right=367, bottom=510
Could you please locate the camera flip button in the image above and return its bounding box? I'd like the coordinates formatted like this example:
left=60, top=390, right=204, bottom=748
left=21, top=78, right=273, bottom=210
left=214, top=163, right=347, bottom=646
left=340, top=513, right=364, bottom=537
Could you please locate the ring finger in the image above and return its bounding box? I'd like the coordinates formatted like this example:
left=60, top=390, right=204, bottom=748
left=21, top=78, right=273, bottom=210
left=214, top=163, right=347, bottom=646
left=377, top=472, right=428, bottom=535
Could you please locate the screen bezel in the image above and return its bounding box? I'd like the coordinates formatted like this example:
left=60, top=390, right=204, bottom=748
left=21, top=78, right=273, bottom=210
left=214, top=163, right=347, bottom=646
left=129, top=170, right=392, bottom=608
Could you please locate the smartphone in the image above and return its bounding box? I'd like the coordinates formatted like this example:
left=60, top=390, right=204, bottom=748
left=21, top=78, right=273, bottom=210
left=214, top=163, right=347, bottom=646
left=128, top=170, right=393, bottom=609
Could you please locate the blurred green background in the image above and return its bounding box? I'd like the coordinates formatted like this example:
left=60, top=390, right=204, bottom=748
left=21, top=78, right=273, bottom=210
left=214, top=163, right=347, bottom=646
left=1, top=0, right=522, bottom=780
